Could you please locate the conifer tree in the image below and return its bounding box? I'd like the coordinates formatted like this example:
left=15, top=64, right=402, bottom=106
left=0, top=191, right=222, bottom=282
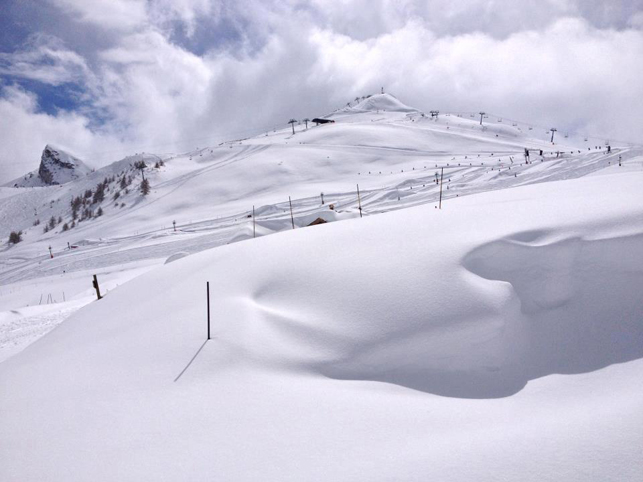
left=9, top=231, right=22, bottom=244
left=140, top=178, right=150, bottom=195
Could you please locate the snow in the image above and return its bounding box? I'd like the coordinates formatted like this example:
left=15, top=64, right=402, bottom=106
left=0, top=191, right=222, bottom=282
left=1, top=94, right=642, bottom=481
left=0, top=300, right=87, bottom=363
left=344, top=92, right=419, bottom=113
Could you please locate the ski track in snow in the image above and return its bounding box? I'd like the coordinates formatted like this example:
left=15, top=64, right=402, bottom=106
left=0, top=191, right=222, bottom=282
left=0, top=303, right=84, bottom=363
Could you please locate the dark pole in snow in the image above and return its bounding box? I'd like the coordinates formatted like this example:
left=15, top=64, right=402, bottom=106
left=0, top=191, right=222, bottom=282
left=92, top=274, right=102, bottom=300
left=550, top=128, right=557, bottom=143
left=321, top=192, right=324, bottom=205
left=439, top=167, right=444, bottom=209
left=48, top=246, right=53, bottom=259
left=357, top=184, right=363, bottom=218
left=253, top=205, right=256, bottom=238
left=479, top=111, right=486, bottom=125
left=289, top=196, right=295, bottom=229
left=173, top=220, right=176, bottom=232
left=206, top=281, right=211, bottom=340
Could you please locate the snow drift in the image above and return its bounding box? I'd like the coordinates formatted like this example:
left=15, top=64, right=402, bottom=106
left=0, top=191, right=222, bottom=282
left=1, top=173, right=642, bottom=481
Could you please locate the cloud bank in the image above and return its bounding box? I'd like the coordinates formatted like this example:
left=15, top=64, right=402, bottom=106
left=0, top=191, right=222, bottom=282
left=1, top=0, right=642, bottom=182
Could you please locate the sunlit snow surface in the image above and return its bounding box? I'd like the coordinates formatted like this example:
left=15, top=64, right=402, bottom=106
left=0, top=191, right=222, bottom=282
left=1, top=95, right=642, bottom=481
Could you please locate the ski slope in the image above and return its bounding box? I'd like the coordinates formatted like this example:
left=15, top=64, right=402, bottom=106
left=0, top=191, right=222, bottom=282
left=1, top=95, right=638, bottom=287
left=1, top=94, right=643, bottom=480
left=1, top=172, right=643, bottom=481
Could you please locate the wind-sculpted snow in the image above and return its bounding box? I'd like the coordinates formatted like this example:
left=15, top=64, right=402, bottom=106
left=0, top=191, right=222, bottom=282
left=1, top=174, right=642, bottom=481
left=464, top=232, right=643, bottom=386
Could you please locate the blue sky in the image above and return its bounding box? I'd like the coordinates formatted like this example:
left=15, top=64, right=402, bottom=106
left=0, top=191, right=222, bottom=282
left=1, top=0, right=643, bottom=183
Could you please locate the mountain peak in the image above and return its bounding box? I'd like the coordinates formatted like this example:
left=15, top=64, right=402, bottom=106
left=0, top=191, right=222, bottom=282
left=6, top=145, right=91, bottom=187
left=352, top=93, right=418, bottom=113
left=38, top=145, right=91, bottom=185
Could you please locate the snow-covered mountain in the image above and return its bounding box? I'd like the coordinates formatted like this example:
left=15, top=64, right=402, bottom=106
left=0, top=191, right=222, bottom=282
left=1, top=94, right=642, bottom=481
left=0, top=94, right=632, bottom=245
left=6, top=144, right=92, bottom=187
left=344, top=91, right=419, bottom=113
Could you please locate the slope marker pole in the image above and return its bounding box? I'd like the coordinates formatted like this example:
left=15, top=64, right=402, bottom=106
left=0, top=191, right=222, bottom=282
left=206, top=281, right=211, bottom=340
left=357, top=184, right=363, bottom=218
left=92, top=275, right=102, bottom=300
left=439, top=167, right=444, bottom=209
left=289, top=196, right=295, bottom=229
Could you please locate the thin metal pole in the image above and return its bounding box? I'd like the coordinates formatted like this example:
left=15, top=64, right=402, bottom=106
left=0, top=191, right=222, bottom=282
left=439, top=167, right=444, bottom=209
left=252, top=205, right=256, bottom=238
left=207, top=281, right=211, bottom=340
left=92, top=274, right=102, bottom=300
left=289, top=197, right=295, bottom=229
left=357, top=184, right=363, bottom=218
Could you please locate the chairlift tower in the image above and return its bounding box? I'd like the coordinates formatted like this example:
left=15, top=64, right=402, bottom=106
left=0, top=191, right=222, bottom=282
left=479, top=112, right=486, bottom=126
left=550, top=128, right=557, bottom=143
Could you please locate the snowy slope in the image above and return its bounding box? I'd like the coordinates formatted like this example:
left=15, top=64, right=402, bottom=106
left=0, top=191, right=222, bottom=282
left=344, top=92, right=419, bottom=113
left=0, top=94, right=640, bottom=353
left=1, top=173, right=642, bottom=481
left=1, top=93, right=642, bottom=480
left=1, top=95, right=633, bottom=245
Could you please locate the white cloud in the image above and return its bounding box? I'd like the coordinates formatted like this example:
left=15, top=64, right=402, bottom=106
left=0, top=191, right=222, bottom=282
left=148, top=0, right=217, bottom=38
left=49, top=0, right=148, bottom=31
left=0, top=34, right=90, bottom=86
left=1, top=1, right=642, bottom=183
left=0, top=85, right=128, bottom=182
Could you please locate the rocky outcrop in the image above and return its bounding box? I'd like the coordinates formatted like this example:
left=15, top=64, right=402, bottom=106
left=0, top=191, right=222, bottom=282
left=6, top=145, right=91, bottom=187
left=37, top=145, right=90, bottom=185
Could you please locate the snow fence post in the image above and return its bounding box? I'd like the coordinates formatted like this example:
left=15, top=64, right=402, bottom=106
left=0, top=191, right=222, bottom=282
left=439, top=167, right=444, bottom=209
left=357, top=184, right=363, bottom=218
left=207, top=281, right=211, bottom=340
left=289, top=197, right=295, bottom=229
left=92, top=275, right=102, bottom=300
